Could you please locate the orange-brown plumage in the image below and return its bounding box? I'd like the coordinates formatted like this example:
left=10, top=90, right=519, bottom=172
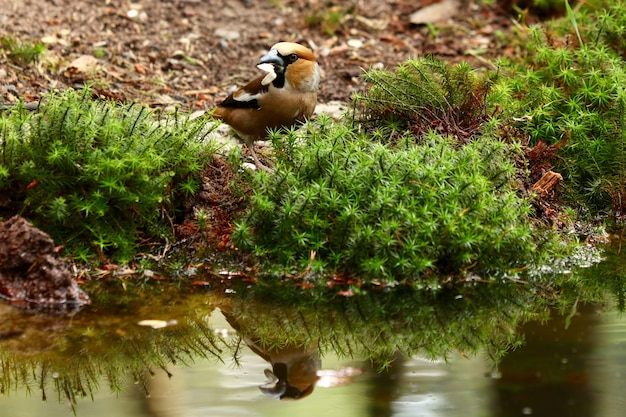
left=213, top=42, right=320, bottom=170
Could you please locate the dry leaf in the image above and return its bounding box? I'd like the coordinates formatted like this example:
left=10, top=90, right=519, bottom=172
left=409, top=0, right=460, bottom=25
left=137, top=319, right=178, bottom=329
left=67, top=55, right=99, bottom=73
left=134, top=63, right=148, bottom=75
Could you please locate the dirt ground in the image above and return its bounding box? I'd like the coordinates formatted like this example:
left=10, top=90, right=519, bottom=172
left=0, top=0, right=519, bottom=110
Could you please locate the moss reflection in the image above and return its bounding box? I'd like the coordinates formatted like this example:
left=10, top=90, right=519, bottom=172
left=0, top=283, right=231, bottom=409
left=537, top=235, right=626, bottom=314
left=575, top=235, right=626, bottom=311
left=223, top=280, right=548, bottom=368
left=1, top=259, right=624, bottom=409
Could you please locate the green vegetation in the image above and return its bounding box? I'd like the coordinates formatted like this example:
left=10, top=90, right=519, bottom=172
left=303, top=2, right=350, bottom=36
left=232, top=114, right=543, bottom=283
left=1, top=0, right=624, bottom=279
left=494, top=2, right=626, bottom=215
left=0, top=285, right=230, bottom=410
left=0, top=238, right=620, bottom=409
left=305, top=8, right=345, bottom=35
left=0, top=87, right=216, bottom=261
left=0, top=279, right=554, bottom=407
left=231, top=0, right=626, bottom=281
left=227, top=279, right=547, bottom=364
left=0, top=35, right=46, bottom=65
left=356, top=58, right=492, bottom=140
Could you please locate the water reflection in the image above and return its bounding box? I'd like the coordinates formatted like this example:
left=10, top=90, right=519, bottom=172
left=365, top=352, right=405, bottom=417
left=0, top=238, right=625, bottom=416
left=492, top=304, right=598, bottom=417
left=0, top=278, right=539, bottom=409
left=221, top=309, right=321, bottom=399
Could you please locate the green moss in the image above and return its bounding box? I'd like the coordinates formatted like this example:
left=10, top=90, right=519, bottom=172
left=355, top=58, right=492, bottom=140
left=0, top=35, right=46, bottom=65
left=0, top=87, right=217, bottom=261
left=232, top=114, right=543, bottom=283
left=493, top=3, right=626, bottom=216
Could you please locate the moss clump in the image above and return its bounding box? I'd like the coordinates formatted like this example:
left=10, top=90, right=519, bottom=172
left=468, top=0, right=626, bottom=220
left=588, top=2, right=626, bottom=58
left=0, top=35, right=46, bottom=65
left=232, top=115, right=539, bottom=284
left=493, top=7, right=626, bottom=215
left=355, top=58, right=492, bottom=141
left=0, top=87, right=216, bottom=261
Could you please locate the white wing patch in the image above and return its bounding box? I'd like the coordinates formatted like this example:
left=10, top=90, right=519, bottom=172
left=257, top=63, right=277, bottom=86
left=234, top=90, right=264, bottom=103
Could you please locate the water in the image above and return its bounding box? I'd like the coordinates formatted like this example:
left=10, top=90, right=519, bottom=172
left=1, top=240, right=625, bottom=416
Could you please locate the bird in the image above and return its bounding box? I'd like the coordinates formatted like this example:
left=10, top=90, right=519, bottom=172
left=212, top=42, right=320, bottom=170
left=221, top=310, right=320, bottom=400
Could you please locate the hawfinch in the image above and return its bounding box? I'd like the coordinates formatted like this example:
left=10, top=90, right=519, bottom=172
left=213, top=42, right=320, bottom=170
left=222, top=310, right=320, bottom=400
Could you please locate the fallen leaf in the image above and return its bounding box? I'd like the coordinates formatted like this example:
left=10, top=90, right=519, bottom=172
left=137, top=319, right=178, bottom=329
left=66, top=54, right=99, bottom=73
left=134, top=63, right=148, bottom=75
left=26, top=179, right=39, bottom=190
left=410, top=0, right=460, bottom=25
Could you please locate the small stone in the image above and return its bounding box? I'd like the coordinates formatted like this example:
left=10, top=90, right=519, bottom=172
left=66, top=54, right=99, bottom=73
left=214, top=28, right=240, bottom=41
left=347, top=39, right=363, bottom=48
left=3, top=84, right=19, bottom=97
left=410, top=0, right=460, bottom=24
left=182, top=7, right=196, bottom=17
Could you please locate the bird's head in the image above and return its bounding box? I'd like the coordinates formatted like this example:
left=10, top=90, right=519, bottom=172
left=257, top=42, right=320, bottom=92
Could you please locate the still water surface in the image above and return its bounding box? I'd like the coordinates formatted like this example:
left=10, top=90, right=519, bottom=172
left=1, top=304, right=625, bottom=416
left=1, top=241, right=625, bottom=417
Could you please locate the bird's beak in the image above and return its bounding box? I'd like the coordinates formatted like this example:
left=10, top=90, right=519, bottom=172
left=260, top=368, right=287, bottom=399
left=258, top=49, right=285, bottom=72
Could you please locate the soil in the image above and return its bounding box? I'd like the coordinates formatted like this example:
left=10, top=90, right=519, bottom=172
left=0, top=216, right=90, bottom=311
left=0, top=0, right=521, bottom=109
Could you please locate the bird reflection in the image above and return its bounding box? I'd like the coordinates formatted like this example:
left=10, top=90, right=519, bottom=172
left=221, top=310, right=321, bottom=400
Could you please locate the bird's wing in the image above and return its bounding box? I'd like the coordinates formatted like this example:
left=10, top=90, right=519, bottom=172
left=217, top=75, right=269, bottom=109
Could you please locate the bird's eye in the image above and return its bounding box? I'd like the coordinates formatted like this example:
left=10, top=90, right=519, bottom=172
left=287, top=53, right=299, bottom=63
